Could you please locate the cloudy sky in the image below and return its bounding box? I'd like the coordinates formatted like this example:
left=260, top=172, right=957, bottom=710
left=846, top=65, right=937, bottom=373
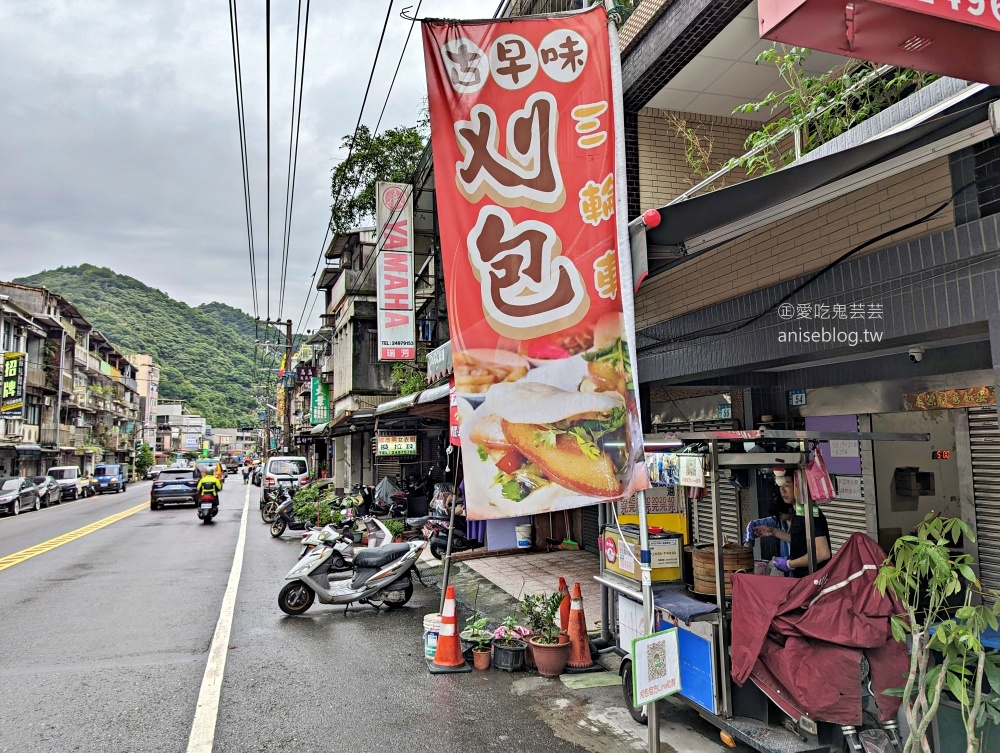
left=0, top=0, right=485, bottom=329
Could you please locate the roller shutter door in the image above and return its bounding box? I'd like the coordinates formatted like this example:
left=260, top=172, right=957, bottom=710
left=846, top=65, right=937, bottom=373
left=654, top=418, right=741, bottom=546
left=969, top=407, right=1000, bottom=604
left=820, top=416, right=868, bottom=555
left=581, top=506, right=600, bottom=552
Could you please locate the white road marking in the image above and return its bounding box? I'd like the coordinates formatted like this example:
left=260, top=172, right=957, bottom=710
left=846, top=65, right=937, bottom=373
left=186, top=486, right=250, bottom=753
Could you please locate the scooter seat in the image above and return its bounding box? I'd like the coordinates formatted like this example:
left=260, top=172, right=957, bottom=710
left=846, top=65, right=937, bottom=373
left=405, top=516, right=430, bottom=529
left=352, top=543, right=410, bottom=569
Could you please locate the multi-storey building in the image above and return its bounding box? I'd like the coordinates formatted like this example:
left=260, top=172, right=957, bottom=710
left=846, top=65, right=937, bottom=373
left=126, top=353, right=160, bottom=449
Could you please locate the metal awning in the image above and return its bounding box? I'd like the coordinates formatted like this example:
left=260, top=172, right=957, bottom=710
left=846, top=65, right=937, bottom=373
left=417, top=383, right=450, bottom=404
left=634, top=93, right=1000, bottom=283
left=15, top=444, right=42, bottom=455
left=308, top=422, right=327, bottom=435
left=375, top=393, right=419, bottom=416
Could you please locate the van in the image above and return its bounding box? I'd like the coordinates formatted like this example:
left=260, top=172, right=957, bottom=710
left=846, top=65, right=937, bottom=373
left=93, top=464, right=127, bottom=494
left=261, top=456, right=310, bottom=505
left=47, top=466, right=82, bottom=500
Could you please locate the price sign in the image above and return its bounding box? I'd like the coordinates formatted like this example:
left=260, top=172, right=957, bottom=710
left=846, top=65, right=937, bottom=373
left=376, top=435, right=418, bottom=457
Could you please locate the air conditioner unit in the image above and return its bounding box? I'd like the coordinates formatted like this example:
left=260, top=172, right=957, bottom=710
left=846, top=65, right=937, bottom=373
left=43, top=397, right=53, bottom=407
left=74, top=417, right=85, bottom=428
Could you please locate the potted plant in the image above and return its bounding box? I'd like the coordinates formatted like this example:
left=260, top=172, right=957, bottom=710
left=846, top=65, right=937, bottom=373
left=492, top=616, right=529, bottom=672
left=522, top=592, right=571, bottom=677
left=465, top=613, right=492, bottom=670
left=874, top=514, right=1000, bottom=753
left=384, top=519, right=405, bottom=542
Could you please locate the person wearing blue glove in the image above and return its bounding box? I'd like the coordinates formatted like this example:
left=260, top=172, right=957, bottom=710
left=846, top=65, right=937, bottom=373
left=764, top=477, right=832, bottom=578
left=743, top=499, right=793, bottom=563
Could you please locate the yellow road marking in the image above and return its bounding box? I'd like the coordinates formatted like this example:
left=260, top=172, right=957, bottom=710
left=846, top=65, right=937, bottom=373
left=0, top=502, right=148, bottom=572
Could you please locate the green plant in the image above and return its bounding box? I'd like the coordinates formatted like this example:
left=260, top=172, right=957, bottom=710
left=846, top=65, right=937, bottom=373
left=292, top=483, right=337, bottom=526
left=390, top=362, right=426, bottom=397
left=493, top=615, right=530, bottom=647
left=730, top=45, right=936, bottom=177
left=465, top=612, right=492, bottom=651
left=383, top=519, right=405, bottom=540
left=875, top=514, right=1000, bottom=753
left=661, top=111, right=728, bottom=189
left=134, top=443, right=154, bottom=480
left=521, top=592, right=564, bottom=644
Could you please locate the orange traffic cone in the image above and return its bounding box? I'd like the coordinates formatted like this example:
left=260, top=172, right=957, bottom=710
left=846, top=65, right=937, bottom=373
left=566, top=582, right=594, bottom=669
left=427, top=585, right=471, bottom=674
left=558, top=576, right=570, bottom=631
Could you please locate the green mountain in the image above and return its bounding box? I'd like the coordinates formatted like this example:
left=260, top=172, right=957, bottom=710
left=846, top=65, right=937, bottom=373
left=15, top=264, right=269, bottom=428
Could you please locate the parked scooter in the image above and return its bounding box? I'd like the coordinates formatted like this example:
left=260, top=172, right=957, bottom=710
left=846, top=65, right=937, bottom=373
left=197, top=489, right=219, bottom=524
left=270, top=485, right=309, bottom=537
left=278, top=538, right=427, bottom=615
left=297, top=516, right=394, bottom=563
left=261, top=479, right=297, bottom=523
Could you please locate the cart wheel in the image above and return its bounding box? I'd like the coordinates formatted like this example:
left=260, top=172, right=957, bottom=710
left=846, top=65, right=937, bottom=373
left=621, top=660, right=648, bottom=725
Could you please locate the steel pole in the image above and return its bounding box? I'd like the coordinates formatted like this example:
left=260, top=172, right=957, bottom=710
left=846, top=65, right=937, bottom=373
left=284, top=320, right=293, bottom=454
left=438, top=447, right=462, bottom=615
left=636, top=488, right=660, bottom=753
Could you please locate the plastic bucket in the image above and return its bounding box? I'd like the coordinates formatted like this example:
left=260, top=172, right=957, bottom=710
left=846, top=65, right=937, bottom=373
left=423, top=613, right=441, bottom=660
left=515, top=524, right=533, bottom=549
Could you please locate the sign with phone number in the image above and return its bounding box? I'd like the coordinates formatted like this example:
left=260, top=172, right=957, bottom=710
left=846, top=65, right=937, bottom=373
left=875, top=0, right=1000, bottom=32
left=376, top=435, right=418, bottom=456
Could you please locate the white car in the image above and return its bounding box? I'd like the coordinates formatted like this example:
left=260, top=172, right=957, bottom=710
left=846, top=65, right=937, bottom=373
left=47, top=466, right=83, bottom=500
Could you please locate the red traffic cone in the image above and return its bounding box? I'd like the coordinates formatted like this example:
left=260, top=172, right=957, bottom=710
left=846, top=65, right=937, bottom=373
left=427, top=585, right=470, bottom=674
left=566, top=582, right=594, bottom=669
left=558, top=576, right=570, bottom=631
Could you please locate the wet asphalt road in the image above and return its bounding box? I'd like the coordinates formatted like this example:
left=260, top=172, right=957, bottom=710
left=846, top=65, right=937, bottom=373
left=0, top=478, right=601, bottom=753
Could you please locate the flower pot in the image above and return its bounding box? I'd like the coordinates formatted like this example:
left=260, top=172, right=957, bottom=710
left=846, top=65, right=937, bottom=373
left=472, top=648, right=492, bottom=670
left=491, top=639, right=527, bottom=672
left=528, top=637, right=571, bottom=678
left=459, top=630, right=476, bottom=663
left=524, top=640, right=535, bottom=669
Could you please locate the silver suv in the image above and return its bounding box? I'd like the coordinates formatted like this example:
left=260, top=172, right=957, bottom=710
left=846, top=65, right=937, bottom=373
left=260, top=456, right=309, bottom=507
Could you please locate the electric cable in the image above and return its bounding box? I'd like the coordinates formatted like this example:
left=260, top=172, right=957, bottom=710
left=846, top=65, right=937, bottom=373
left=228, top=0, right=258, bottom=319
left=278, top=0, right=311, bottom=320
left=292, top=0, right=394, bottom=334
left=636, top=180, right=979, bottom=356
left=266, top=0, right=272, bottom=320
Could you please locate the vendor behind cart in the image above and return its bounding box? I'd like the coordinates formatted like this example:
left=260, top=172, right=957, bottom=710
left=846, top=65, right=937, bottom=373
left=752, top=472, right=831, bottom=577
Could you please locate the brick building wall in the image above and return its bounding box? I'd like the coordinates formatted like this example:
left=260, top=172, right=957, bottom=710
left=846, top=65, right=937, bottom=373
left=636, top=107, right=757, bottom=210
left=634, top=156, right=956, bottom=330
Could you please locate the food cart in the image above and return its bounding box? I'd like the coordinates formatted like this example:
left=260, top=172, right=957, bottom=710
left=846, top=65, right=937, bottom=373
left=597, top=428, right=930, bottom=753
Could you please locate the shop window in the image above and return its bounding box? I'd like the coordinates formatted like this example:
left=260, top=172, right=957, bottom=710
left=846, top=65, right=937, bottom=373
left=892, top=467, right=935, bottom=503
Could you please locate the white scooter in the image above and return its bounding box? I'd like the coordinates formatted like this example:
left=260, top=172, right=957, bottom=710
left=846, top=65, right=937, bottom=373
left=278, top=538, right=427, bottom=616
left=297, top=516, right=394, bottom=564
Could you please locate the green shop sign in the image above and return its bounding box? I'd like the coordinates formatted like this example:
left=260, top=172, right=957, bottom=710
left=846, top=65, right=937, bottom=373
left=310, top=378, right=329, bottom=425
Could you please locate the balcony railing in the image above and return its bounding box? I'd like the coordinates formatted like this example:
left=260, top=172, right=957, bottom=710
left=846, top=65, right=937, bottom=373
left=40, top=425, right=74, bottom=446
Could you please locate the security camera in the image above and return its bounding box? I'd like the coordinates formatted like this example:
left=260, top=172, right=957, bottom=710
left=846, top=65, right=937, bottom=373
left=909, top=347, right=924, bottom=364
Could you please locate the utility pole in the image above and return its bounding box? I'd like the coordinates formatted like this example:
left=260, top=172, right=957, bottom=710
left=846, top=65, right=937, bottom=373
left=256, top=318, right=293, bottom=455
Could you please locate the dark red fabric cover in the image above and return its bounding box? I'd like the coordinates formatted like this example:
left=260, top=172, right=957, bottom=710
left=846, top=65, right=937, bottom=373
left=730, top=533, right=908, bottom=725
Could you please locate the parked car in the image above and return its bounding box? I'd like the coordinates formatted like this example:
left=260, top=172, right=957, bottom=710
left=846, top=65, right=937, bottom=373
left=93, top=463, right=127, bottom=494
left=150, top=468, right=200, bottom=510
left=260, top=456, right=310, bottom=505
left=144, top=465, right=168, bottom=480
left=29, top=475, right=62, bottom=507
left=252, top=465, right=262, bottom=486
left=0, top=477, right=40, bottom=515
left=47, top=466, right=83, bottom=500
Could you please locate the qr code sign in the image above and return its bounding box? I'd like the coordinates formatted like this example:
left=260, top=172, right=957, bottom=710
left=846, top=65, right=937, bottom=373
left=646, top=639, right=667, bottom=681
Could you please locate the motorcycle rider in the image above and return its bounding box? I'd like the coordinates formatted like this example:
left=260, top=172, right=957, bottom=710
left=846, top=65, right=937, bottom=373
left=197, top=468, right=223, bottom=512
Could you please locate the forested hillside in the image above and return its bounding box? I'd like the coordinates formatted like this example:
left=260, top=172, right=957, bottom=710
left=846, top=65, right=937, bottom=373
left=15, top=264, right=266, bottom=427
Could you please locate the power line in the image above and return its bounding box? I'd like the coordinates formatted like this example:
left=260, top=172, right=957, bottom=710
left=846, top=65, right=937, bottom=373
left=278, top=0, right=311, bottom=320
left=293, top=0, right=395, bottom=334
left=228, top=0, right=258, bottom=319
left=266, top=0, right=272, bottom=320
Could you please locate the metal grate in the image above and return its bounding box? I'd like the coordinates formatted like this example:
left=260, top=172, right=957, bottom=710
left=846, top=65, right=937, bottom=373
left=968, top=406, right=1000, bottom=604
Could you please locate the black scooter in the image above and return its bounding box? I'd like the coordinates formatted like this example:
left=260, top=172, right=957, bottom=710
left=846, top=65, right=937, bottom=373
left=269, top=486, right=307, bottom=537
left=427, top=516, right=482, bottom=559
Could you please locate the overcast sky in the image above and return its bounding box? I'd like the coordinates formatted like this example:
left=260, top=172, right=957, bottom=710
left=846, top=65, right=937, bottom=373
left=0, top=0, right=484, bottom=330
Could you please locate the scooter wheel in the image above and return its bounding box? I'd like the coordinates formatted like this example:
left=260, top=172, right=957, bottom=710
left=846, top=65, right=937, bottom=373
left=270, top=519, right=286, bottom=538
left=430, top=541, right=447, bottom=560
left=261, top=502, right=278, bottom=524
left=202, top=515, right=211, bottom=525
left=382, top=580, right=414, bottom=609
left=278, top=582, right=315, bottom=615
left=621, top=660, right=648, bottom=725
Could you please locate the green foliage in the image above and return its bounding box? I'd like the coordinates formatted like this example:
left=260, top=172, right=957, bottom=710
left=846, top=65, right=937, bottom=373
left=329, top=124, right=427, bottom=236
left=134, top=443, right=154, bottom=480
left=383, top=518, right=405, bottom=540
left=731, top=46, right=936, bottom=177
left=390, top=362, right=426, bottom=397
left=521, top=592, right=564, bottom=644
left=875, top=514, right=1000, bottom=753
left=14, top=264, right=275, bottom=427
left=291, top=483, right=340, bottom=527
left=465, top=612, right=492, bottom=651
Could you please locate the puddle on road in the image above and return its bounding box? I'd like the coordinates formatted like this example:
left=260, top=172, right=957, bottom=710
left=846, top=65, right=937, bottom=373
left=511, top=676, right=672, bottom=753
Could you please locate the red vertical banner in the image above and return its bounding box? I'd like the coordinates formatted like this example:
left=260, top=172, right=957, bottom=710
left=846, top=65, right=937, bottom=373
left=423, top=7, right=647, bottom=520
left=449, top=378, right=461, bottom=447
